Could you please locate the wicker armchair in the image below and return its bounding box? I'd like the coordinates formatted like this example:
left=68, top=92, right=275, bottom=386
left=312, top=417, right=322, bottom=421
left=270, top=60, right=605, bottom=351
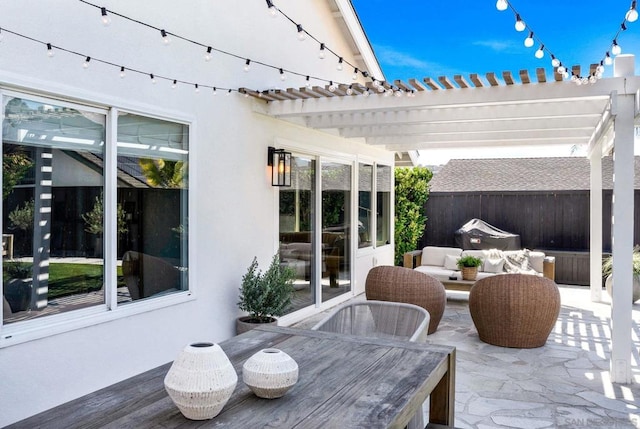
left=365, top=265, right=446, bottom=334
left=469, top=274, right=561, bottom=348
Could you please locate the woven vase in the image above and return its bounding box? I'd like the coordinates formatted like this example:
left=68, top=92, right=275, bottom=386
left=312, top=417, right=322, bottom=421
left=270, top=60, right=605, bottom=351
left=242, top=348, right=299, bottom=399
left=164, top=342, right=238, bottom=420
left=461, top=266, right=478, bottom=281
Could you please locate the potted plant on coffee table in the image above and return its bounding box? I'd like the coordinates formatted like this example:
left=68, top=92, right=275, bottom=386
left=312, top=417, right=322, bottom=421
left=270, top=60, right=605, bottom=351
left=457, top=255, right=483, bottom=281
left=236, top=252, right=295, bottom=334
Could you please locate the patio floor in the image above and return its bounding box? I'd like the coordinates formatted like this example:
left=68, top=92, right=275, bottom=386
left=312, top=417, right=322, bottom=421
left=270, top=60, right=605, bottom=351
left=293, top=285, right=640, bottom=429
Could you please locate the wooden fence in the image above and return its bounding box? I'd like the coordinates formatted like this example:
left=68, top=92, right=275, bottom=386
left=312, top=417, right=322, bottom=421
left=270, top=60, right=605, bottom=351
left=421, top=190, right=639, bottom=285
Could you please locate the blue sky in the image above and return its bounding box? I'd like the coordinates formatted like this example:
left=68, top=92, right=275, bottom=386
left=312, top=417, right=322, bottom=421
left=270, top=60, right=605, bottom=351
left=352, top=0, right=640, bottom=83
left=351, top=0, right=640, bottom=164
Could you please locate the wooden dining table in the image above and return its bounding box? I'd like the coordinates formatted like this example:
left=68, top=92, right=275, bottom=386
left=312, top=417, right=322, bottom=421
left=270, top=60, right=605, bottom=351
left=9, top=325, right=456, bottom=429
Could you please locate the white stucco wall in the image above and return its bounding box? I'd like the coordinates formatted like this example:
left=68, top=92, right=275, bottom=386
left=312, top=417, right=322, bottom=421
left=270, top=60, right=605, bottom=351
left=0, top=0, right=393, bottom=424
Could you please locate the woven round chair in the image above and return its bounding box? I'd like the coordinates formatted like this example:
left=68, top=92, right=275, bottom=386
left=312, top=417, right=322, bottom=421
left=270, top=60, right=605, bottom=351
left=365, top=265, right=446, bottom=334
left=469, top=274, right=561, bottom=348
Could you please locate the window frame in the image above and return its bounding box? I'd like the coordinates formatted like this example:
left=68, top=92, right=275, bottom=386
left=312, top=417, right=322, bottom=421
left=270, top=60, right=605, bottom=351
left=0, top=88, right=195, bottom=348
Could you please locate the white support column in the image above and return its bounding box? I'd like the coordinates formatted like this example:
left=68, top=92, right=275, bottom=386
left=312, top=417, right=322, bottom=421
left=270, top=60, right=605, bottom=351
left=589, top=143, right=603, bottom=302
left=610, top=54, right=636, bottom=384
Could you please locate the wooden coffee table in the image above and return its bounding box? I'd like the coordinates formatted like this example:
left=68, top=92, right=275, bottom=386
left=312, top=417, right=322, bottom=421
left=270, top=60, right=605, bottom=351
left=439, top=277, right=476, bottom=292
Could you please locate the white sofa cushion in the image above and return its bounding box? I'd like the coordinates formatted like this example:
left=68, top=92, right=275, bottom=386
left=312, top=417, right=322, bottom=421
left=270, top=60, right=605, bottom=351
left=421, top=246, right=462, bottom=266
left=483, top=258, right=505, bottom=273
left=443, top=254, right=460, bottom=270
left=527, top=251, right=545, bottom=273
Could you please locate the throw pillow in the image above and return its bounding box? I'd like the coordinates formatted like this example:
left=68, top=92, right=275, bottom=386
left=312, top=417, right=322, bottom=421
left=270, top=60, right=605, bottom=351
left=483, top=258, right=505, bottom=273
left=444, top=254, right=460, bottom=270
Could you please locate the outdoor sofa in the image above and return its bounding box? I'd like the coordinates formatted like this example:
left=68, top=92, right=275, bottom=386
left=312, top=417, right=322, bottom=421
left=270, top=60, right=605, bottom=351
left=404, top=246, right=556, bottom=281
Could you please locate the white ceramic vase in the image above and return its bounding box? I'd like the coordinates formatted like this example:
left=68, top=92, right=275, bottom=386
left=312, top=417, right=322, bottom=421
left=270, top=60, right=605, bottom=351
left=242, top=348, right=299, bottom=399
left=164, top=342, right=238, bottom=420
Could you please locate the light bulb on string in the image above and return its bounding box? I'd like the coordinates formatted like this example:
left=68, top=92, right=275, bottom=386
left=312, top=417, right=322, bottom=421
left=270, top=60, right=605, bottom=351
left=563, top=70, right=569, bottom=79
left=150, top=74, right=156, bottom=84
left=46, top=43, right=55, bottom=57
left=377, top=85, right=385, bottom=93
left=119, top=66, right=126, bottom=78
left=352, top=68, right=358, bottom=80
left=551, top=55, right=560, bottom=67
left=604, top=52, right=613, bottom=65
left=305, top=76, right=311, bottom=88
left=227, top=89, right=232, bottom=96
left=328, top=81, right=336, bottom=92
left=362, top=88, right=370, bottom=97
left=514, top=14, right=526, bottom=32
left=611, top=40, right=622, bottom=55
left=213, top=87, right=217, bottom=96
left=82, top=56, right=91, bottom=69
left=266, top=0, right=278, bottom=17
left=496, top=0, right=508, bottom=11
left=100, top=7, right=111, bottom=26
left=626, top=1, right=638, bottom=22
left=194, top=84, right=200, bottom=93
left=279, top=68, right=286, bottom=81
left=394, top=90, right=402, bottom=97
left=524, top=32, right=534, bottom=47
left=557, top=64, right=566, bottom=74
left=318, top=43, right=326, bottom=59
left=204, top=47, right=212, bottom=62
left=337, top=57, right=343, bottom=71
left=296, top=24, right=306, bottom=41
left=171, top=79, right=177, bottom=89
left=160, top=29, right=171, bottom=45
left=346, top=85, right=354, bottom=95
left=535, top=44, right=544, bottom=59
left=244, top=59, right=251, bottom=72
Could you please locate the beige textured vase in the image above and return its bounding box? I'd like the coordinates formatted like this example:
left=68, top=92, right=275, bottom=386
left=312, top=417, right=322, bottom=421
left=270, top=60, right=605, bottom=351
left=164, top=342, right=238, bottom=420
left=461, top=266, right=478, bottom=281
left=242, top=348, right=299, bottom=399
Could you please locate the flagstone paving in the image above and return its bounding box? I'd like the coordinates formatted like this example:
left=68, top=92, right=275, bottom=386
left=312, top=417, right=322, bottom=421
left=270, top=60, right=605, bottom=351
left=294, top=285, right=640, bottom=429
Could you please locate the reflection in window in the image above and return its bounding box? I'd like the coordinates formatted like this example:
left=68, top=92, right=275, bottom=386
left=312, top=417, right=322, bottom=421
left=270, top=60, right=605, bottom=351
left=322, top=161, right=351, bottom=301
left=279, top=156, right=316, bottom=314
left=2, top=97, right=105, bottom=324
left=358, top=163, right=372, bottom=248
left=376, top=165, right=392, bottom=246
left=117, top=112, right=189, bottom=303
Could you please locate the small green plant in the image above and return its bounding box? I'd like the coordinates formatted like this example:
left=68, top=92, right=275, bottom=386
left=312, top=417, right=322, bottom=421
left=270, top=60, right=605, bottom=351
left=602, top=245, right=640, bottom=278
left=457, top=255, right=483, bottom=269
left=81, top=193, right=128, bottom=236
left=3, top=261, right=32, bottom=280
left=238, top=253, right=295, bottom=323
left=8, top=199, right=34, bottom=231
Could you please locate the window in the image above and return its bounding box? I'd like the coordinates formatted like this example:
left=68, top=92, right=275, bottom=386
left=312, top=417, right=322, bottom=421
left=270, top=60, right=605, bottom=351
left=357, top=163, right=372, bottom=248
left=1, top=93, right=189, bottom=331
left=376, top=164, right=392, bottom=246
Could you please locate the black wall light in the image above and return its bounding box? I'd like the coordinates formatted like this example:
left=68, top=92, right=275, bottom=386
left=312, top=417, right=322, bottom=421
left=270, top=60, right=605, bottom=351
left=268, top=146, right=291, bottom=186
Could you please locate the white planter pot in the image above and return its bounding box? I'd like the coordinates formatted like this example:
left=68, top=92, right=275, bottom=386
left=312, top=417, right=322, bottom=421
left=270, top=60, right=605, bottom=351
left=164, top=342, right=238, bottom=420
left=242, top=348, right=299, bottom=399
left=605, top=275, right=640, bottom=303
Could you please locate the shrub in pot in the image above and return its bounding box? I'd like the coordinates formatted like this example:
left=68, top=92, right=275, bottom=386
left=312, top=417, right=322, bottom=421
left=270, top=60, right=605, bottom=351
left=602, top=247, right=640, bottom=303
left=3, top=261, right=33, bottom=312
left=236, top=253, right=295, bottom=334
left=457, top=255, right=483, bottom=281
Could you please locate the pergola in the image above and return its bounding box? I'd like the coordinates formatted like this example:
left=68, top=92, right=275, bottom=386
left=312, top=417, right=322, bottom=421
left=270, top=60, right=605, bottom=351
left=246, top=54, right=640, bottom=383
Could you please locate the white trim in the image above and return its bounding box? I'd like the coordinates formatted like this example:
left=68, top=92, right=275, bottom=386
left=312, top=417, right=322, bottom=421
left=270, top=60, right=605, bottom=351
left=274, top=137, right=357, bottom=163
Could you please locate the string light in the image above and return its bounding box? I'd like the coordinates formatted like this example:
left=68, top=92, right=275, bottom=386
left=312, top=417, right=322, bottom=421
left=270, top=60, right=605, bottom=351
left=204, top=46, right=212, bottom=62
left=362, top=89, right=370, bottom=98
left=82, top=56, right=91, bottom=69
left=328, top=81, right=336, bottom=92
left=305, top=76, right=311, bottom=88
left=150, top=73, right=156, bottom=84
left=514, top=14, right=526, bottom=32
left=194, top=83, right=200, bottom=93
left=535, top=44, right=544, bottom=59
left=496, top=0, right=508, bottom=11
left=227, top=89, right=232, bottom=96
left=279, top=68, right=286, bottom=81
left=318, top=43, right=326, bottom=59
left=524, top=32, right=534, bottom=48
left=611, top=39, right=622, bottom=55
left=100, top=7, right=111, bottom=26
left=296, top=24, right=306, bottom=41
left=172, top=79, right=177, bottom=89
left=604, top=52, right=613, bottom=65
left=244, top=59, right=251, bottom=72
left=119, top=66, right=126, bottom=78
left=46, top=43, right=54, bottom=57
left=266, top=0, right=278, bottom=17
left=346, top=85, right=353, bottom=95
left=336, top=57, right=343, bottom=71
left=550, top=55, right=560, bottom=67
left=352, top=68, right=358, bottom=80
left=627, top=1, right=638, bottom=22
left=160, top=29, right=171, bottom=45
left=213, top=87, right=217, bottom=95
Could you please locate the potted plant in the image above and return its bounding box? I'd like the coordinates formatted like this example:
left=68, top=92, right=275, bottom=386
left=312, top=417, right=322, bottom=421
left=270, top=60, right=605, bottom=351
left=236, top=252, right=295, bottom=334
left=602, top=246, right=640, bottom=302
left=457, top=255, right=483, bottom=281
left=81, top=192, right=128, bottom=257
left=3, top=261, right=33, bottom=312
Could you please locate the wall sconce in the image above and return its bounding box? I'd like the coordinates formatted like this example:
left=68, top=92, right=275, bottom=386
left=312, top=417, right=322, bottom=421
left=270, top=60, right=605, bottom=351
left=268, top=146, right=291, bottom=186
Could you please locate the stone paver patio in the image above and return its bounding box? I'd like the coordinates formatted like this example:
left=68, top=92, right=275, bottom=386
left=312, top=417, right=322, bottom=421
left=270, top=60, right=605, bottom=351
left=294, top=285, right=640, bottom=429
